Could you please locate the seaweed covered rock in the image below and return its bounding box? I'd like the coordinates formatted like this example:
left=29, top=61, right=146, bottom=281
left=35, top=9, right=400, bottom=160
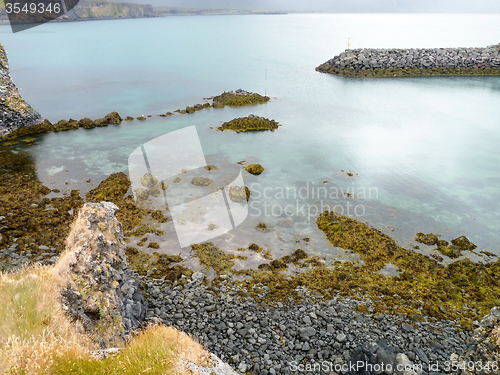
left=0, top=150, right=85, bottom=271
left=451, top=235, right=477, bottom=251
left=86, top=172, right=131, bottom=203
left=79, top=117, right=94, bottom=129
left=415, top=232, right=476, bottom=259
left=104, top=111, right=123, bottom=124
left=212, top=89, right=270, bottom=108
left=217, top=115, right=280, bottom=133
left=245, top=163, right=264, bottom=175
left=415, top=232, right=440, bottom=246
left=191, top=242, right=235, bottom=274
left=316, top=211, right=500, bottom=325
left=0, top=44, right=46, bottom=138
left=55, top=202, right=147, bottom=347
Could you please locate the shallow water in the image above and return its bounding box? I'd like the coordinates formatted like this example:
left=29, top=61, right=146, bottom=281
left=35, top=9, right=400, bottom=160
left=1, top=13, right=500, bottom=260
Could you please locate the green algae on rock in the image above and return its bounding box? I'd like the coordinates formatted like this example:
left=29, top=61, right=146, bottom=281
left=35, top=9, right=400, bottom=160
left=212, top=90, right=270, bottom=108
left=217, top=115, right=280, bottom=133
left=245, top=163, right=264, bottom=175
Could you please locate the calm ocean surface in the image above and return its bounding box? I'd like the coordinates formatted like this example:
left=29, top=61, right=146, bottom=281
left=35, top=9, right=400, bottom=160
left=1, top=13, right=500, bottom=260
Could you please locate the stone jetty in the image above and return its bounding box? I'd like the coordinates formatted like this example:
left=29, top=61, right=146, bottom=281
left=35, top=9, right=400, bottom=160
left=316, top=44, right=500, bottom=77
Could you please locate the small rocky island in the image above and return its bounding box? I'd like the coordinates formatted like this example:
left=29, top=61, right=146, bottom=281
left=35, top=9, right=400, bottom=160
left=317, top=43, right=500, bottom=77
left=217, top=115, right=280, bottom=132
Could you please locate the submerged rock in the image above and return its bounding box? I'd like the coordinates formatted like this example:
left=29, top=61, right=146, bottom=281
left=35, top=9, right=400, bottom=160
left=140, top=172, right=159, bottom=188
left=191, top=177, right=212, bottom=187
left=0, top=44, right=46, bottom=138
left=228, top=186, right=251, bottom=202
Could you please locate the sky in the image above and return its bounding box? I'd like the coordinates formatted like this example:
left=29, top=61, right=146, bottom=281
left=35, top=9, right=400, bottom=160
left=122, top=0, right=500, bottom=13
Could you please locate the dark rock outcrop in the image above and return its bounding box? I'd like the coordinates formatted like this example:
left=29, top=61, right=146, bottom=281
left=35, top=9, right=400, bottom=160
left=56, top=202, right=147, bottom=347
left=0, top=44, right=45, bottom=138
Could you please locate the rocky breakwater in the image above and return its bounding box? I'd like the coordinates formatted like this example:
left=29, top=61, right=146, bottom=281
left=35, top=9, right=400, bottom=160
left=0, top=44, right=45, bottom=138
left=316, top=43, right=500, bottom=77
left=55, top=201, right=147, bottom=346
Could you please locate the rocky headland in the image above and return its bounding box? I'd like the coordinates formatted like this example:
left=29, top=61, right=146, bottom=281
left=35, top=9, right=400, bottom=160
left=0, top=44, right=45, bottom=138
left=317, top=44, right=500, bottom=77
left=0, top=0, right=154, bottom=23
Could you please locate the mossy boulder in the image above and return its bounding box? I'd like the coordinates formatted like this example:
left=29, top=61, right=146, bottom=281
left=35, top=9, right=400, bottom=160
left=415, top=232, right=440, bottom=246
left=124, top=116, right=135, bottom=121
left=245, top=164, right=264, bottom=175
left=86, top=172, right=131, bottom=204
left=53, top=119, right=80, bottom=132
left=79, top=117, right=94, bottom=129
left=451, top=236, right=477, bottom=251
left=104, top=112, right=122, bottom=124
left=93, top=118, right=109, bottom=127
left=137, top=116, right=147, bottom=121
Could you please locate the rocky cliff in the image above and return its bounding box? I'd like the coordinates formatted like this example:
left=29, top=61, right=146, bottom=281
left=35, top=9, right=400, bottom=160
left=60, top=0, right=153, bottom=20
left=0, top=0, right=154, bottom=22
left=0, top=44, right=45, bottom=138
left=317, top=44, right=500, bottom=77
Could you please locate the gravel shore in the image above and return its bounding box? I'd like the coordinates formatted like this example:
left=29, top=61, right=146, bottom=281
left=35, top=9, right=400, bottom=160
left=143, top=272, right=471, bottom=375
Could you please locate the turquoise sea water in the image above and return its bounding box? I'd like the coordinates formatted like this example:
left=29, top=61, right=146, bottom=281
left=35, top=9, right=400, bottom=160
left=1, top=13, right=500, bottom=261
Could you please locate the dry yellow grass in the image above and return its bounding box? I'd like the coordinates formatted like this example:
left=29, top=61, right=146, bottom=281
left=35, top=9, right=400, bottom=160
left=0, top=264, right=90, bottom=374
left=0, top=263, right=206, bottom=374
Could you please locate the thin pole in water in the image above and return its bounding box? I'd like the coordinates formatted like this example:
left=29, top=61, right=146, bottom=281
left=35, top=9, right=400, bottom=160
left=265, top=68, right=267, bottom=97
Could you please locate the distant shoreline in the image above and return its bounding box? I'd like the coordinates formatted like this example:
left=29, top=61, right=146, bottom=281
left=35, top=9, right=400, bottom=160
left=0, top=8, right=286, bottom=27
